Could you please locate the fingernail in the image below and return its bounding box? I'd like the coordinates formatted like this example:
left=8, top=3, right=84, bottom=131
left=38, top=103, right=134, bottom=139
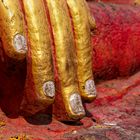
left=43, top=81, right=55, bottom=98
left=70, top=93, right=85, bottom=115
left=85, top=79, right=97, bottom=96
left=13, top=34, right=27, bottom=53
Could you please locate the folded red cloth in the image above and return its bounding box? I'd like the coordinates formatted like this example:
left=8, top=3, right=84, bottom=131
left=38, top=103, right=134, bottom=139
left=89, top=2, right=140, bottom=80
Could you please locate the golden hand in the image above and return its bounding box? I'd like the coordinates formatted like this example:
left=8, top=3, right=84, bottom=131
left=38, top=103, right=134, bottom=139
left=0, top=0, right=96, bottom=121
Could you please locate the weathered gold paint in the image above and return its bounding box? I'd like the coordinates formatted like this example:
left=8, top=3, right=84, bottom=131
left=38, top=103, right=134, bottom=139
left=66, top=0, right=96, bottom=101
left=0, top=0, right=26, bottom=60
left=23, top=0, right=54, bottom=106
left=46, top=0, right=85, bottom=119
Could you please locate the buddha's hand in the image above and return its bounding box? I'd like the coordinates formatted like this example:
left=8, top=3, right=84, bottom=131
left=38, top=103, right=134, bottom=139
left=0, top=0, right=96, bottom=120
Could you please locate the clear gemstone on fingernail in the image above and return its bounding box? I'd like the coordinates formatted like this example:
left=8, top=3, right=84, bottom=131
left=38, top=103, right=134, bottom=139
left=85, top=79, right=97, bottom=96
left=43, top=81, right=55, bottom=98
left=70, top=93, right=85, bottom=115
left=13, top=34, right=27, bottom=53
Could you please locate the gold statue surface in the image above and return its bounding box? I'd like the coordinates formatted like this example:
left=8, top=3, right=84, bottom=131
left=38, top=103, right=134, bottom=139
left=0, top=0, right=96, bottom=121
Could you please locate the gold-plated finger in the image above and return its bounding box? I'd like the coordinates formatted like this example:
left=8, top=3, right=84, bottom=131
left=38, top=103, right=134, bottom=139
left=85, top=1, right=96, bottom=30
left=66, top=0, right=97, bottom=101
left=21, top=0, right=55, bottom=114
left=0, top=0, right=27, bottom=60
left=45, top=0, right=85, bottom=119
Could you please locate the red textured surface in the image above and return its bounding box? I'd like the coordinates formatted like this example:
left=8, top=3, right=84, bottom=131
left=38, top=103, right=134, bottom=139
left=90, top=2, right=140, bottom=79
left=93, top=0, right=138, bottom=5
left=0, top=71, right=139, bottom=139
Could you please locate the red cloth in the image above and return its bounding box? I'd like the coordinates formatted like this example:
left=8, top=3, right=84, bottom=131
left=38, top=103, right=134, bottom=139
left=91, top=0, right=138, bottom=5
left=89, top=2, right=140, bottom=79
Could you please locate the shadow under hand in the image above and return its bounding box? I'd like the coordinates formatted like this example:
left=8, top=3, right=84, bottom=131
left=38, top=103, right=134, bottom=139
left=25, top=113, right=52, bottom=125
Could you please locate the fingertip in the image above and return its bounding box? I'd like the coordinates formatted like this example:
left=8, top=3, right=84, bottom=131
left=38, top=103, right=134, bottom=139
left=68, top=93, right=86, bottom=120
left=13, top=33, right=27, bottom=54
left=85, top=79, right=97, bottom=96
left=43, top=81, right=55, bottom=99
left=81, top=79, right=97, bottom=102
